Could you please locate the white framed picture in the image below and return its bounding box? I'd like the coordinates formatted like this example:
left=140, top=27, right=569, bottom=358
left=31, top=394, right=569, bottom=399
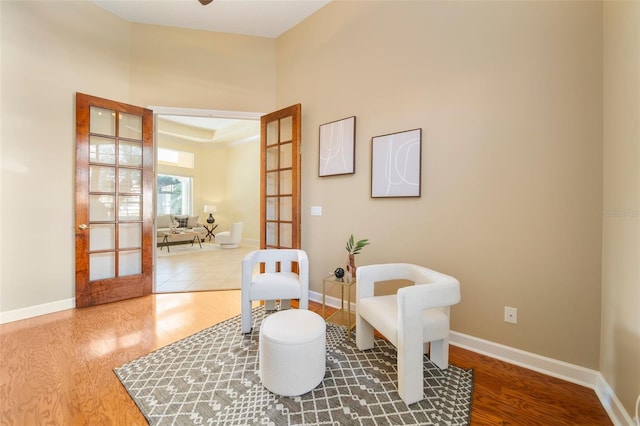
left=318, top=116, right=356, bottom=177
left=371, top=128, right=422, bottom=198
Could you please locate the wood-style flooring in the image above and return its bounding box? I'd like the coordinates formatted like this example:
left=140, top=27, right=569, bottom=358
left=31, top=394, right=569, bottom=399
left=0, top=292, right=612, bottom=425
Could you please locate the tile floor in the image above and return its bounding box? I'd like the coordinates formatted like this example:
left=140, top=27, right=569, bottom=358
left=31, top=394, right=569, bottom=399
left=155, top=240, right=259, bottom=293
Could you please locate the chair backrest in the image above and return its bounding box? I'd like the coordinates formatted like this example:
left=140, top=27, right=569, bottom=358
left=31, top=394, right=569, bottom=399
left=226, top=222, right=243, bottom=242
left=243, top=248, right=308, bottom=273
left=357, top=263, right=460, bottom=310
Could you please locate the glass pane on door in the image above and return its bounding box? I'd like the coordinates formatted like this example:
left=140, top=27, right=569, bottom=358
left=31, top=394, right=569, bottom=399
left=90, top=252, right=115, bottom=280
left=280, top=116, right=292, bottom=142
left=266, top=198, right=277, bottom=221
left=90, top=136, right=116, bottom=164
left=119, top=141, right=142, bottom=166
left=266, top=172, right=278, bottom=195
left=266, top=121, right=278, bottom=144
left=280, top=223, right=292, bottom=247
left=266, top=222, right=277, bottom=246
left=266, top=146, right=278, bottom=170
left=90, top=224, right=115, bottom=251
left=280, top=197, right=292, bottom=221
left=119, top=250, right=141, bottom=276
left=89, top=166, right=115, bottom=192
left=279, top=143, right=292, bottom=168
left=119, top=169, right=142, bottom=193
left=119, top=113, right=142, bottom=140
left=90, top=107, right=116, bottom=136
left=280, top=170, right=292, bottom=194
left=119, top=223, right=141, bottom=248
left=118, top=195, right=141, bottom=220
left=89, top=195, right=115, bottom=222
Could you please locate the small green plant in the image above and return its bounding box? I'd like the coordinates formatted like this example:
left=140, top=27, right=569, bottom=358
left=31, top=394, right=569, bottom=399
left=345, top=234, right=370, bottom=255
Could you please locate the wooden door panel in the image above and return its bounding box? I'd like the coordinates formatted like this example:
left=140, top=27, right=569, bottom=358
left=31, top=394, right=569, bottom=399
left=260, top=104, right=301, bottom=250
left=75, top=93, right=154, bottom=308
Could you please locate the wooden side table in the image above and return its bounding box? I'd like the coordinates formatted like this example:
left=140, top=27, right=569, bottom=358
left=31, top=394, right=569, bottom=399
left=203, top=224, right=218, bottom=241
left=322, top=274, right=357, bottom=338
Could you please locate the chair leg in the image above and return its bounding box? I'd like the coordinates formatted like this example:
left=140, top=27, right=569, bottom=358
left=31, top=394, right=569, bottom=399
left=241, top=300, right=252, bottom=334
left=397, top=338, right=425, bottom=405
left=429, top=337, right=449, bottom=370
left=355, top=316, right=375, bottom=350
left=298, top=295, right=308, bottom=310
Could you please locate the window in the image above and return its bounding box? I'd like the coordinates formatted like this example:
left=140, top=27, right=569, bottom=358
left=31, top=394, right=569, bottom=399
left=157, top=174, right=193, bottom=215
left=158, top=148, right=194, bottom=168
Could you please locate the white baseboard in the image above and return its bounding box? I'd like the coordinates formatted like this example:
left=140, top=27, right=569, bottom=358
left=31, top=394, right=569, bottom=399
left=310, top=290, right=353, bottom=312
left=595, top=373, right=637, bottom=426
left=0, top=298, right=75, bottom=324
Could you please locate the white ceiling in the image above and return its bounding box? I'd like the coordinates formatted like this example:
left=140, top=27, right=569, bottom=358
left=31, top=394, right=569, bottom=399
left=159, top=115, right=261, bottom=145
left=90, top=0, right=331, bottom=38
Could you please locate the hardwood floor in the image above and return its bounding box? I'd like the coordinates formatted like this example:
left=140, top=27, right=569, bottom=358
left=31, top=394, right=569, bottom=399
left=0, top=292, right=612, bottom=425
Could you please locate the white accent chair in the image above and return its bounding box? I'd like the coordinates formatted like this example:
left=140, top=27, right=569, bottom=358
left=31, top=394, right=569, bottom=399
left=241, top=249, right=309, bottom=334
left=355, top=263, right=461, bottom=405
left=216, top=222, right=243, bottom=249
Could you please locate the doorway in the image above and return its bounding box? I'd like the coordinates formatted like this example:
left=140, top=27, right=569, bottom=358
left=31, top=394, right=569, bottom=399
left=151, top=107, right=262, bottom=293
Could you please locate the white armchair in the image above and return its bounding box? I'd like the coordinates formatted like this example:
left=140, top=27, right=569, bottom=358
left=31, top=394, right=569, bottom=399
left=355, top=263, right=461, bottom=405
left=241, top=249, right=309, bottom=334
left=216, top=222, right=243, bottom=249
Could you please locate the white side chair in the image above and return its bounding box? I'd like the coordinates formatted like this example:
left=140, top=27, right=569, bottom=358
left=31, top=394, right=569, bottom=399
left=355, top=263, right=461, bottom=405
left=241, top=249, right=309, bottom=334
left=216, top=222, right=243, bottom=248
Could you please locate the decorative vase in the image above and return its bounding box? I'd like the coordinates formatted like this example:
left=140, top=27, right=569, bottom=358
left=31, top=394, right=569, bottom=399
left=347, top=254, right=357, bottom=278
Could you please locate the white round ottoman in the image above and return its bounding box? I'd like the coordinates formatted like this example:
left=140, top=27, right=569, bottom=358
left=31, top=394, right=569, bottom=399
left=259, top=309, right=326, bottom=396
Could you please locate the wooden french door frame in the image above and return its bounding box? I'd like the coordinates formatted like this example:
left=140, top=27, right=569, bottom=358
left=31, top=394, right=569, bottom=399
left=75, top=93, right=154, bottom=308
left=260, top=104, right=302, bottom=250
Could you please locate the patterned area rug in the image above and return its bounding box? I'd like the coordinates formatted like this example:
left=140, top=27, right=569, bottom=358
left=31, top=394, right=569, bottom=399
left=115, top=307, right=473, bottom=425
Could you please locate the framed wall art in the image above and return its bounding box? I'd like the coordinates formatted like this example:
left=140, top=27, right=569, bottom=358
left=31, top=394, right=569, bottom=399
left=371, top=128, right=422, bottom=198
left=318, top=116, right=356, bottom=177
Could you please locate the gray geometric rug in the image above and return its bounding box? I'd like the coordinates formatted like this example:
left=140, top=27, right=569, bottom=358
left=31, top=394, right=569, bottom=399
left=114, top=306, right=473, bottom=425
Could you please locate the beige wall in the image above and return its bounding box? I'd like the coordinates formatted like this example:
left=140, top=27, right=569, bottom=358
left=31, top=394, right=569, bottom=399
left=0, top=1, right=131, bottom=311
left=226, top=141, right=260, bottom=241
left=128, top=23, right=276, bottom=112
left=278, top=1, right=604, bottom=369
left=0, top=1, right=274, bottom=313
left=602, top=0, right=640, bottom=416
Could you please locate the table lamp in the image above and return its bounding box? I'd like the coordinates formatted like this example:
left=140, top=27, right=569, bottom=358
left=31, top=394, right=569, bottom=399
left=204, top=205, right=217, bottom=224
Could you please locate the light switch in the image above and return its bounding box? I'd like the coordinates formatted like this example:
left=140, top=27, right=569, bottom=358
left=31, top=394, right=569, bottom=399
left=310, top=206, right=322, bottom=216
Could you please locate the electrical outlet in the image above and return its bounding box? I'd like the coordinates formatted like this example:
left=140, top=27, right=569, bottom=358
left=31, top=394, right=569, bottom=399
left=504, top=306, right=517, bottom=324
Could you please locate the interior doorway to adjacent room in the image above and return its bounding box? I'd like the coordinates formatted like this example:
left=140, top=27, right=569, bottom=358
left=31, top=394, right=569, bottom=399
left=152, top=107, right=262, bottom=293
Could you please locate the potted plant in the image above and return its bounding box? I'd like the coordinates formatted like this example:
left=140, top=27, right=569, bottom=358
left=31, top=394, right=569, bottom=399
left=345, top=234, right=370, bottom=278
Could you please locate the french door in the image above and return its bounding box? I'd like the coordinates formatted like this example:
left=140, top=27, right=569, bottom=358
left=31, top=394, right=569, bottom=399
left=75, top=93, right=154, bottom=308
left=260, top=104, right=302, bottom=249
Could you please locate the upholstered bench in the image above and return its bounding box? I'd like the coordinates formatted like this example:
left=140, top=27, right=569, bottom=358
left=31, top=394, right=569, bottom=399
left=259, top=309, right=326, bottom=396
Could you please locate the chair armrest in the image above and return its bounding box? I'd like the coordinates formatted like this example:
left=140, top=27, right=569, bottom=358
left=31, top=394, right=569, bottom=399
left=397, top=280, right=460, bottom=313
